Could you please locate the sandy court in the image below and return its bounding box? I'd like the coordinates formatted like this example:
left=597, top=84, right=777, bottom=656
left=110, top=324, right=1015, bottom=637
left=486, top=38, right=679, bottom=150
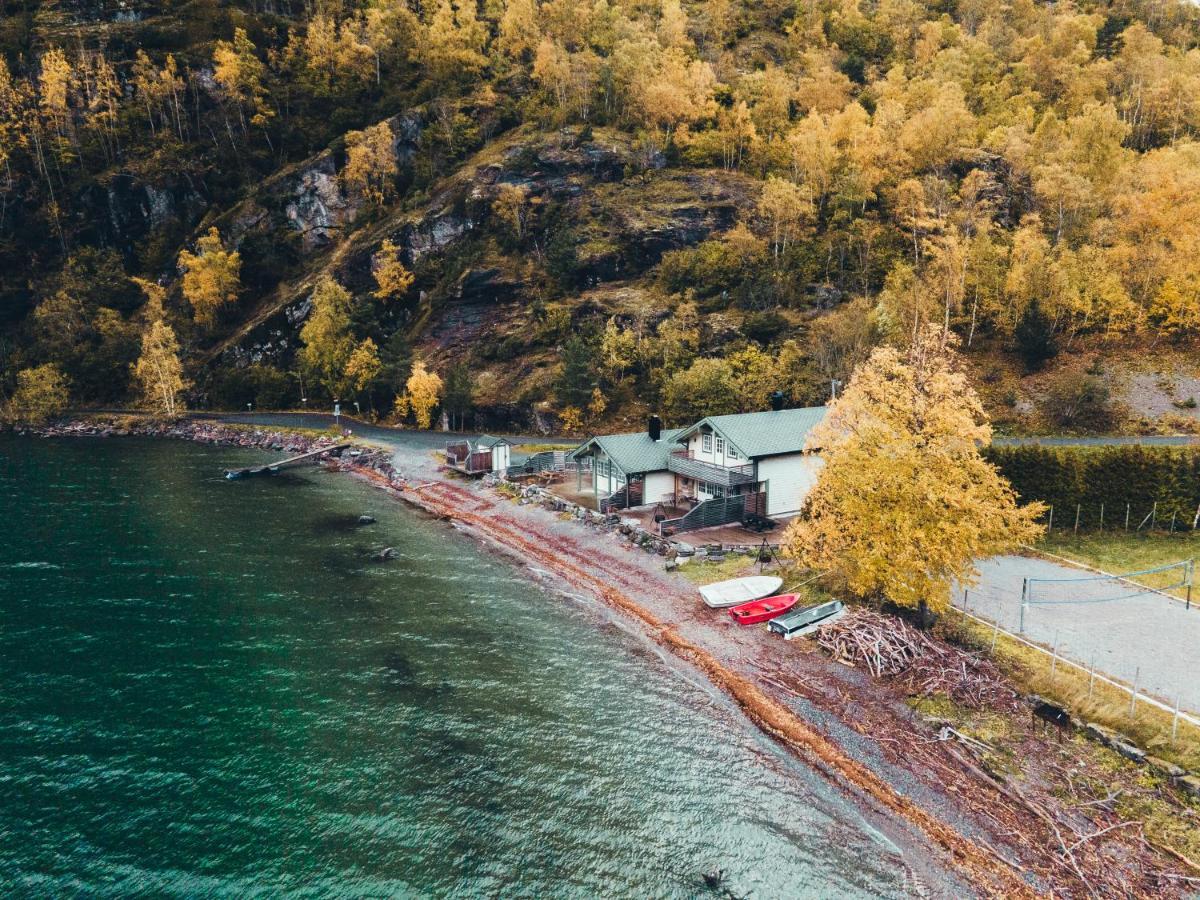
left=960, top=555, right=1200, bottom=713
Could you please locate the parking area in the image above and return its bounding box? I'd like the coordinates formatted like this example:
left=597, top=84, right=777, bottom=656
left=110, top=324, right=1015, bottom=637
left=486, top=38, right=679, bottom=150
left=958, top=555, right=1200, bottom=714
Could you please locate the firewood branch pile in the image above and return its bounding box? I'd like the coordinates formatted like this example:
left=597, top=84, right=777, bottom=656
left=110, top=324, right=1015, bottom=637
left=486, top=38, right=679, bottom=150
left=816, top=607, right=1020, bottom=710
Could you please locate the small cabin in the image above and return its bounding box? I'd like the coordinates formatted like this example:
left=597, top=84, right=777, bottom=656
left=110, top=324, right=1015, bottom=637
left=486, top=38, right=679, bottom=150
left=445, top=435, right=512, bottom=475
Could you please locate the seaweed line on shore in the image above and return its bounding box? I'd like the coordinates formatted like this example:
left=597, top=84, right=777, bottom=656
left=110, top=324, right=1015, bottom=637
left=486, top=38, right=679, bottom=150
left=363, top=466, right=1037, bottom=898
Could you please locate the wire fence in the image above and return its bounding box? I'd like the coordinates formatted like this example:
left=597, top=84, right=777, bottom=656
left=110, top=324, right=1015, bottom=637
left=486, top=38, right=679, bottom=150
left=1041, top=500, right=1200, bottom=534
left=958, top=557, right=1200, bottom=729
left=951, top=603, right=1200, bottom=732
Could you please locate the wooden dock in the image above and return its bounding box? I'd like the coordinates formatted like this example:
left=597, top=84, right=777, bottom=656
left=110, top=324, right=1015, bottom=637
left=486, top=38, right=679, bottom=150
left=224, top=443, right=351, bottom=479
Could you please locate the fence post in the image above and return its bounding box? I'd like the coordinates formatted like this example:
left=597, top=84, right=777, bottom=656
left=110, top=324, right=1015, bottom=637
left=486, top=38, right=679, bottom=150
left=1099, top=502, right=1104, bottom=532
left=1171, top=511, right=1177, bottom=534
left=990, top=619, right=999, bottom=653
left=1050, top=632, right=1059, bottom=683
left=1125, top=502, right=1131, bottom=531
left=1129, top=667, right=1140, bottom=718
left=1173, top=695, right=1182, bottom=744
left=1020, top=578, right=1028, bottom=634
left=962, top=588, right=968, bottom=612
left=1087, top=657, right=1096, bottom=702
left=1193, top=501, right=1200, bottom=530
left=1074, top=504, right=1081, bottom=534
left=1188, top=560, right=1194, bottom=611
left=1152, top=501, right=1158, bottom=530
left=1048, top=505, right=1054, bottom=531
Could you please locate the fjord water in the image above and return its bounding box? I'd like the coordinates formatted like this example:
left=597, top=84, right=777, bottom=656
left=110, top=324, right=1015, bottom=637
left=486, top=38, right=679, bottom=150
left=0, top=437, right=910, bottom=897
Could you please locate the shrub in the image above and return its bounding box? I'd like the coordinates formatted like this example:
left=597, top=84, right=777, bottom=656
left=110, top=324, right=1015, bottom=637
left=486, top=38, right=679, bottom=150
left=1039, top=370, right=1119, bottom=431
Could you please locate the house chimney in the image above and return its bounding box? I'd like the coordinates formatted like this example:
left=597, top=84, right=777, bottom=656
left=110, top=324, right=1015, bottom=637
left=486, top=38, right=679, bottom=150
left=769, top=391, right=786, bottom=411
left=648, top=415, right=662, bottom=442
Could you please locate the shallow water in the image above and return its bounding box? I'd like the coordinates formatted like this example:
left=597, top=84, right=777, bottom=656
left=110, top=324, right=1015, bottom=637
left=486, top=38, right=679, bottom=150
left=0, top=436, right=913, bottom=897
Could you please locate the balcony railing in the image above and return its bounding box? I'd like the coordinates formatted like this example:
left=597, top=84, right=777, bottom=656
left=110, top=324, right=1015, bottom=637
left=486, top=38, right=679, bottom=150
left=667, top=450, right=756, bottom=487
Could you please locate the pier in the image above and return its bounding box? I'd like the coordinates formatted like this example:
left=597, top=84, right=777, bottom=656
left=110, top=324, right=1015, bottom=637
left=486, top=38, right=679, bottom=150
left=224, top=443, right=351, bottom=479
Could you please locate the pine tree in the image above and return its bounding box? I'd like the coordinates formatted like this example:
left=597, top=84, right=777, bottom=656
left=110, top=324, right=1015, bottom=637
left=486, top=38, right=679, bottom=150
left=1014, top=297, right=1058, bottom=372
left=557, top=336, right=594, bottom=410
left=442, top=361, right=474, bottom=430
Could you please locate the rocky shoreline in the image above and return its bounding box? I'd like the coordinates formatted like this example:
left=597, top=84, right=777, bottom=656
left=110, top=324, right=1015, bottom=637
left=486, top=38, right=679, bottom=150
left=17, top=416, right=406, bottom=484
left=18, top=413, right=1200, bottom=896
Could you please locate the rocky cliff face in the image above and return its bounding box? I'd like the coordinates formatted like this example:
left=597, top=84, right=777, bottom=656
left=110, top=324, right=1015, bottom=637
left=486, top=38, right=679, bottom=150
left=215, top=127, right=755, bottom=381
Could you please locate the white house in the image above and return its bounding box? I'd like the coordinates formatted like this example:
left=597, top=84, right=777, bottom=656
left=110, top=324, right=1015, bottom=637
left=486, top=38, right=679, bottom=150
left=570, top=405, right=827, bottom=521
left=569, top=417, right=683, bottom=509
left=445, top=434, right=512, bottom=475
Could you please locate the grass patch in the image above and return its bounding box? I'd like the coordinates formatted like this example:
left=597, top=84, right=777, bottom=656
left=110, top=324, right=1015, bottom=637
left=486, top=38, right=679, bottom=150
left=517, top=442, right=578, bottom=453
left=1035, top=531, right=1199, bottom=598
left=940, top=612, right=1200, bottom=773
left=677, top=554, right=762, bottom=585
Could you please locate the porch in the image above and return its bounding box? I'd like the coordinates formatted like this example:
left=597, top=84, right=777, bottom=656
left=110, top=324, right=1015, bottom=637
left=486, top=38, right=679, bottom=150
left=667, top=450, right=757, bottom=487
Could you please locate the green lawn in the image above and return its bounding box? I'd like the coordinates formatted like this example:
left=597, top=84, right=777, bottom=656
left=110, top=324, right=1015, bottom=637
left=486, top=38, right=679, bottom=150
left=1035, top=531, right=1199, bottom=597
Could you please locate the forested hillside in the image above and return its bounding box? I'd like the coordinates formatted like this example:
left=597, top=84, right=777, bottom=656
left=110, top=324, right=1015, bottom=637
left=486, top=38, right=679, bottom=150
left=2, top=0, right=1200, bottom=432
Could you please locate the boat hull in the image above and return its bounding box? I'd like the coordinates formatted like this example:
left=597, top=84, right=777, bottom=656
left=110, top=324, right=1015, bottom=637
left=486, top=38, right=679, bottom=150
left=728, top=594, right=800, bottom=626
left=698, top=576, right=784, bottom=609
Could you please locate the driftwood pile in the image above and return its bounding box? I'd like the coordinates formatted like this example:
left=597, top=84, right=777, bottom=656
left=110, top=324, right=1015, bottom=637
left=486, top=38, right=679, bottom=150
left=816, top=608, right=1020, bottom=710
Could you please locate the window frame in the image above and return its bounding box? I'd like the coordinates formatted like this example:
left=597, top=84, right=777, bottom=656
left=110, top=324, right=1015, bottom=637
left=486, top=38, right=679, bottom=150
left=702, top=433, right=712, bottom=453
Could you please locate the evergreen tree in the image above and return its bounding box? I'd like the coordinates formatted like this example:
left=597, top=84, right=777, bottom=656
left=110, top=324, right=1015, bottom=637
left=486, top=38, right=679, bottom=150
left=442, top=361, right=474, bottom=430
left=1014, top=298, right=1058, bottom=372
left=556, top=336, right=594, bottom=410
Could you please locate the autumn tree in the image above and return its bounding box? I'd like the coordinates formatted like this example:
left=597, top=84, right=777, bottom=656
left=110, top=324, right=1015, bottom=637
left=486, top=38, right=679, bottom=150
left=6, top=363, right=70, bottom=424
left=344, top=337, right=383, bottom=409
left=425, top=0, right=489, bottom=86
left=299, top=276, right=356, bottom=397
left=133, top=315, right=187, bottom=418
left=783, top=327, right=1044, bottom=618
left=404, top=360, right=443, bottom=429
left=178, top=228, right=241, bottom=330
left=212, top=28, right=272, bottom=135
left=371, top=239, right=414, bottom=300
left=343, top=121, right=397, bottom=204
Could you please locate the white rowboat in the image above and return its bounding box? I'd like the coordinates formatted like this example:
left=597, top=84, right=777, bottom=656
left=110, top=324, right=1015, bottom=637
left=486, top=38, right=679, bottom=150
left=698, top=576, right=784, bottom=609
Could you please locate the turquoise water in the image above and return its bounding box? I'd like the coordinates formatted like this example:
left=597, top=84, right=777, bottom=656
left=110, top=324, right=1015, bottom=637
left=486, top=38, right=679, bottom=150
left=0, top=437, right=911, bottom=897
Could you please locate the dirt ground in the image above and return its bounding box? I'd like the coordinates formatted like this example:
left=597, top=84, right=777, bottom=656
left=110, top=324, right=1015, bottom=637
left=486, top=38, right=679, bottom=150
left=354, top=444, right=1200, bottom=899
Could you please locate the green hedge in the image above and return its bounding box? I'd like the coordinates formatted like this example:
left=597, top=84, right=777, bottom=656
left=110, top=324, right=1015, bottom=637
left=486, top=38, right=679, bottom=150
left=984, top=444, right=1200, bottom=531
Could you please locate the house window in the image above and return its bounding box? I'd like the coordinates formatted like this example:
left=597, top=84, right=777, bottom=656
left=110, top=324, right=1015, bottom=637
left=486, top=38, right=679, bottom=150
left=727, top=447, right=739, bottom=460
left=715, top=435, right=725, bottom=456
left=702, top=433, right=712, bottom=453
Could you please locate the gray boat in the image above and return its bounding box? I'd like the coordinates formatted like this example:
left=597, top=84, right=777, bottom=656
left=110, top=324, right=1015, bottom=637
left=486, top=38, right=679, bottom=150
left=768, top=600, right=844, bottom=639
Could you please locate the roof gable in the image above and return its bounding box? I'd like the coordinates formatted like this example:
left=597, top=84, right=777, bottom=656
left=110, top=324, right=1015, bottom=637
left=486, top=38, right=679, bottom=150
left=678, top=407, right=827, bottom=458
left=571, top=428, right=685, bottom=474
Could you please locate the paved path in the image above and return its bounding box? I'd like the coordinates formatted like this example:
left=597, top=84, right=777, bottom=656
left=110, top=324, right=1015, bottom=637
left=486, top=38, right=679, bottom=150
left=959, top=555, right=1200, bottom=713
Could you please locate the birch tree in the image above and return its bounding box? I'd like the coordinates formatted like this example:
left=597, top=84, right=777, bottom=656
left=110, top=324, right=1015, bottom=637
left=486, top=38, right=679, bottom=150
left=783, top=327, right=1044, bottom=617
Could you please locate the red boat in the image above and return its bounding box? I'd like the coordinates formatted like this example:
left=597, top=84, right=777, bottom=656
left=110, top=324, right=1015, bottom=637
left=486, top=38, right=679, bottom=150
left=728, top=593, right=799, bottom=626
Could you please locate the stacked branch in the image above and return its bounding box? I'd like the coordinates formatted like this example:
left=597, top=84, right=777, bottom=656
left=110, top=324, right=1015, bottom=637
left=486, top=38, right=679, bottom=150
left=816, top=607, right=1020, bottom=710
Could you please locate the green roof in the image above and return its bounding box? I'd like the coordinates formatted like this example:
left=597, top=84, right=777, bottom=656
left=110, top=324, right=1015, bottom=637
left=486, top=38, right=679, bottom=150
left=677, top=407, right=827, bottom=458
left=570, top=428, right=685, bottom=475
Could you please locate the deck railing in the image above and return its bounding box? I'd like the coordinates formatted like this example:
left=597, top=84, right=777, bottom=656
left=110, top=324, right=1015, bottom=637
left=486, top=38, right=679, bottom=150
left=659, top=491, right=766, bottom=535
left=667, top=451, right=757, bottom=487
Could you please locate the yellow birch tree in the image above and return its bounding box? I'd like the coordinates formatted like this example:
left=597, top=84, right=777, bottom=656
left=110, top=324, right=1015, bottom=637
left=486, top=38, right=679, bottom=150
left=404, top=360, right=443, bottom=429
left=133, top=316, right=188, bottom=418
left=178, top=228, right=241, bottom=329
left=783, top=327, right=1044, bottom=617
left=6, top=364, right=70, bottom=424
left=371, top=239, right=414, bottom=300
